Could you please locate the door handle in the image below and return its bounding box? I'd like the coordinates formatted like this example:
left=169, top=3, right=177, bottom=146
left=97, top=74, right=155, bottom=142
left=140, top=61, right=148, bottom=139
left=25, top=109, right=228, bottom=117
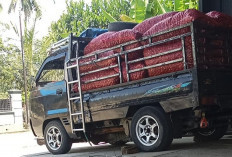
left=56, top=89, right=63, bottom=95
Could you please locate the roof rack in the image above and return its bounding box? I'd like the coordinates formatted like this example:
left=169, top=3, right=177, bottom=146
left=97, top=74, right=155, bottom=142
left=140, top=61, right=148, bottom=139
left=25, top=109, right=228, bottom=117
left=47, top=37, right=69, bottom=55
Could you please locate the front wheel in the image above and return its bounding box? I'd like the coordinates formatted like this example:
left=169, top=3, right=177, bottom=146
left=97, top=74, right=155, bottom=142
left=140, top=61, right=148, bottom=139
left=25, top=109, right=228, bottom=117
left=131, top=106, right=173, bottom=152
left=44, top=120, right=72, bottom=154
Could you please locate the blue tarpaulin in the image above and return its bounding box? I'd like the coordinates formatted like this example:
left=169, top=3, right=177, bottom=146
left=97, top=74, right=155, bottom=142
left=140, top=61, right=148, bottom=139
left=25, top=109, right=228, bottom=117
left=79, top=28, right=108, bottom=38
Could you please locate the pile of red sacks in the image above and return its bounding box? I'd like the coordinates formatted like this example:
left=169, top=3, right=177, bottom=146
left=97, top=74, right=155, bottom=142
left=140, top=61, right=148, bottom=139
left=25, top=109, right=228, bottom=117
left=75, top=9, right=232, bottom=91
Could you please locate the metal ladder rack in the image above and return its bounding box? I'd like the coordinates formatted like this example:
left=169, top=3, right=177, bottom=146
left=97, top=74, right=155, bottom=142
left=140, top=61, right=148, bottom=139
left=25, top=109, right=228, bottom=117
left=65, top=58, right=86, bottom=133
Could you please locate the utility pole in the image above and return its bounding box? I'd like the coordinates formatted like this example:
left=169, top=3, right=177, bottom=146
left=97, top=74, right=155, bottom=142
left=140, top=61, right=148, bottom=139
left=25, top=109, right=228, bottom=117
left=19, top=0, right=29, bottom=124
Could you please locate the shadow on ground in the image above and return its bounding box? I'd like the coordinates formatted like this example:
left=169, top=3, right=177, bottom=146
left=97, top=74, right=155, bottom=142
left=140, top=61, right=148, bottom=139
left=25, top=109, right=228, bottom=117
left=24, top=135, right=232, bottom=157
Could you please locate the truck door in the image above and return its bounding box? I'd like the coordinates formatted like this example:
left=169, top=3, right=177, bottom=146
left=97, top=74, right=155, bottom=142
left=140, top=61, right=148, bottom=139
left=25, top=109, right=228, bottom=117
left=30, top=54, right=68, bottom=135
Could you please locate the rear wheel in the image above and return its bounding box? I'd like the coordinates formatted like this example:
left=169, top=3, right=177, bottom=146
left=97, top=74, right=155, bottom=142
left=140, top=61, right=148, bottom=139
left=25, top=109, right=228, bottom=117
left=193, top=125, right=228, bottom=142
left=44, top=120, right=72, bottom=154
left=131, top=106, right=173, bottom=152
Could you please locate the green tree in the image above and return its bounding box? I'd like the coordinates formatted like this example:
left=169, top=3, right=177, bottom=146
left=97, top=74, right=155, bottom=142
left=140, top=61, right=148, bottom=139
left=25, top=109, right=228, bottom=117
left=33, top=0, right=131, bottom=71
left=0, top=37, right=21, bottom=99
left=33, top=36, right=54, bottom=71
left=162, top=0, right=198, bottom=11
left=48, top=0, right=130, bottom=41
left=8, top=0, right=42, bottom=81
left=105, top=0, right=199, bottom=23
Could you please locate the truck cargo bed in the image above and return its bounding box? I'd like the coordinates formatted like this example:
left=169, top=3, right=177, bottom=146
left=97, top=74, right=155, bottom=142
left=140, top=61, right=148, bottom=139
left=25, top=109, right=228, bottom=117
left=66, top=20, right=232, bottom=123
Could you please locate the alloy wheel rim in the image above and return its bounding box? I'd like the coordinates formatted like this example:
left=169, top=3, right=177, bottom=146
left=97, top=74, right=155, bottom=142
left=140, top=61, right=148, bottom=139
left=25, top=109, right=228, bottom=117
left=136, top=115, right=159, bottom=146
left=46, top=126, right=62, bottom=150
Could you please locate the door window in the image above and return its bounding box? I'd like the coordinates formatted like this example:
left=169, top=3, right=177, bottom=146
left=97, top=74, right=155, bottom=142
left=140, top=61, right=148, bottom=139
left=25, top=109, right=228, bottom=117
left=37, top=57, right=65, bottom=86
left=39, top=69, right=64, bottom=82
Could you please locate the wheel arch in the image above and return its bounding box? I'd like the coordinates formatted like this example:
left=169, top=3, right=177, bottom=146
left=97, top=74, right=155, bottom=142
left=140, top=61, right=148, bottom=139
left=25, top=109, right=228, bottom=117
left=126, top=102, right=165, bottom=118
left=30, top=119, right=37, bottom=137
left=125, top=102, right=177, bottom=138
left=42, top=117, right=78, bottom=139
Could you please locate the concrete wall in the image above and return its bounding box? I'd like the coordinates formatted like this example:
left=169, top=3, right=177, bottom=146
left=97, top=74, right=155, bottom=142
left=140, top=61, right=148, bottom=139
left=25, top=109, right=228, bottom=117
left=0, top=112, right=14, bottom=125
left=0, top=90, right=23, bottom=133
left=9, top=90, right=23, bottom=125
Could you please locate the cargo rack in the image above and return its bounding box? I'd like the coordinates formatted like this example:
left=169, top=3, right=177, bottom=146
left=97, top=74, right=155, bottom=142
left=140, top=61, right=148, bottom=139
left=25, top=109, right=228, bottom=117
left=63, top=21, right=232, bottom=142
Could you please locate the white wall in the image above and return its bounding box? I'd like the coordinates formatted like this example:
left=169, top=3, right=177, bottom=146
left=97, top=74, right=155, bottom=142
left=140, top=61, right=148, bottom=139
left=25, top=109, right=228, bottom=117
left=0, top=112, right=14, bottom=125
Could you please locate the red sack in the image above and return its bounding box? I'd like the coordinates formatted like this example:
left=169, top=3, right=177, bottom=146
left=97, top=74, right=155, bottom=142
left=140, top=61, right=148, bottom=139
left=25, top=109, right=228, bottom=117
left=79, top=50, right=118, bottom=73
left=142, top=9, right=216, bottom=77
left=73, top=69, right=119, bottom=92
left=84, top=32, right=115, bottom=55
left=114, top=42, right=143, bottom=61
left=143, top=39, right=184, bottom=77
left=143, top=27, right=194, bottom=77
left=133, top=11, right=178, bottom=34
left=73, top=61, right=147, bottom=92
left=102, top=29, right=142, bottom=47
left=206, top=11, right=232, bottom=28
left=147, top=62, right=184, bottom=77
left=179, top=9, right=218, bottom=26
left=84, top=29, right=142, bottom=61
left=143, top=9, right=218, bottom=37
left=114, top=61, right=147, bottom=82
left=102, top=29, right=143, bottom=61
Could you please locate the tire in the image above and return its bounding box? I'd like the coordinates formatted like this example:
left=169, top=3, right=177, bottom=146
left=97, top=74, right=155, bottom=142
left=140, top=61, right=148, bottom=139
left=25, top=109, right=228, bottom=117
left=44, top=120, right=72, bottom=154
left=131, top=106, right=173, bottom=152
left=193, top=125, right=228, bottom=143
left=108, top=22, right=138, bottom=31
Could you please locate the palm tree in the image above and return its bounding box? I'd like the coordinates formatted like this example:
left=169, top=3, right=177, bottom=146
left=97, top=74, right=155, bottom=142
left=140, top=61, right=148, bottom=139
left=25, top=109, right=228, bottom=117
left=8, top=0, right=42, bottom=125
left=8, top=0, right=42, bottom=78
left=8, top=0, right=41, bottom=21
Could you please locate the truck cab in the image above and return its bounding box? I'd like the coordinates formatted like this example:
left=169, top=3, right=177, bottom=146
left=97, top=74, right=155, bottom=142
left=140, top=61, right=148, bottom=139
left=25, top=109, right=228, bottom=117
left=30, top=36, right=93, bottom=153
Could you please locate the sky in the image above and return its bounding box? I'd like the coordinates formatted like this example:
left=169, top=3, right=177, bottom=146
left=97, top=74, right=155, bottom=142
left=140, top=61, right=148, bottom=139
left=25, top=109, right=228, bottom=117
left=0, top=0, right=92, bottom=43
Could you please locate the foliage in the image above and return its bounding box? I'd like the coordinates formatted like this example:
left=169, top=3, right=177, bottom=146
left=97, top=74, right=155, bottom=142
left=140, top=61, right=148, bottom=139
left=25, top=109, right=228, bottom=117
left=32, top=35, right=54, bottom=74
left=154, top=0, right=172, bottom=14
left=48, top=0, right=130, bottom=41
left=104, top=0, right=199, bottom=23
left=160, top=0, right=198, bottom=11
left=0, top=37, right=21, bottom=97
left=129, top=0, right=147, bottom=23
left=0, top=0, right=43, bottom=103
left=102, top=10, right=117, bottom=22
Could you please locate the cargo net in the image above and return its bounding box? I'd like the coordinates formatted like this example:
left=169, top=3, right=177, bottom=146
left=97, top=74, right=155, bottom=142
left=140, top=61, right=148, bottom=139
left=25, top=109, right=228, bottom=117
left=68, top=9, right=232, bottom=92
